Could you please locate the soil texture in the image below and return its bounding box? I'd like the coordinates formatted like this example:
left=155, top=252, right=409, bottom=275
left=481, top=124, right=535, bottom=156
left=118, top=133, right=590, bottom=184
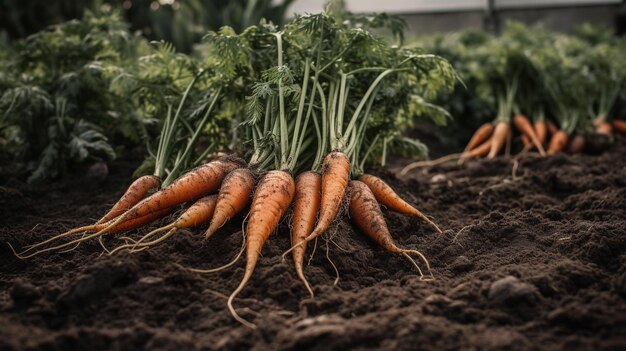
left=1, top=138, right=625, bottom=351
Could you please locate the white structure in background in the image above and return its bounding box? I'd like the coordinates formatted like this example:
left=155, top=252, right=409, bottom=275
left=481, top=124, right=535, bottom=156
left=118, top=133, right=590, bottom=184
left=286, top=0, right=620, bottom=15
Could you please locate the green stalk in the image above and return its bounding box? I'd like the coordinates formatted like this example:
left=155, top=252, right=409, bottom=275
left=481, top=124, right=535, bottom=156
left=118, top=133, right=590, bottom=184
left=356, top=133, right=380, bottom=176
left=336, top=72, right=348, bottom=136
left=274, top=33, right=289, bottom=171
left=154, top=73, right=203, bottom=180
left=341, top=68, right=398, bottom=149
left=328, top=82, right=339, bottom=150
left=162, top=86, right=221, bottom=187
left=154, top=104, right=173, bottom=178
left=288, top=58, right=311, bottom=164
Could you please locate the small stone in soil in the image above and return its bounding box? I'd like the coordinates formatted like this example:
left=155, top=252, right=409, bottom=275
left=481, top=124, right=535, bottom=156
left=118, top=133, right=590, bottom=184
left=488, top=276, right=539, bottom=305
left=139, top=276, right=164, bottom=285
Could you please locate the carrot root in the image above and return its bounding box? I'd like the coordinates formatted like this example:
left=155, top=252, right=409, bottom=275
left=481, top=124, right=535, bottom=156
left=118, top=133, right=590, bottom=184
left=359, top=174, right=442, bottom=234
left=349, top=180, right=434, bottom=280
left=487, top=121, right=510, bottom=159
left=400, top=153, right=463, bottom=175
left=229, top=170, right=295, bottom=329
left=290, top=171, right=321, bottom=298
left=96, top=175, right=161, bottom=224
left=513, top=114, right=546, bottom=156
left=464, top=123, right=494, bottom=152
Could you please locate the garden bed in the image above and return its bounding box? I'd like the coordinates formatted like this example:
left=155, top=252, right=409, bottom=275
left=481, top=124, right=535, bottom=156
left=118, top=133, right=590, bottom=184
left=1, top=138, right=625, bottom=350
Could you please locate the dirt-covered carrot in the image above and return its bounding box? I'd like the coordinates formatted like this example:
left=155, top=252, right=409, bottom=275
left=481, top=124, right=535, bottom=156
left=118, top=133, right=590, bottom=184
left=282, top=151, right=349, bottom=257
left=308, top=151, right=350, bottom=239
left=594, top=118, right=613, bottom=135
left=228, top=170, right=295, bottom=329
left=547, top=130, right=569, bottom=155
left=460, top=137, right=492, bottom=160
left=568, top=135, right=586, bottom=154
left=513, top=114, right=546, bottom=156
left=535, top=120, right=548, bottom=146
left=290, top=171, right=321, bottom=298
left=614, top=120, right=626, bottom=134
left=205, top=168, right=256, bottom=239
left=348, top=180, right=432, bottom=280
left=96, top=175, right=161, bottom=224
left=110, top=195, right=218, bottom=254
left=487, top=121, right=510, bottom=159
left=358, top=174, right=442, bottom=234
left=10, top=207, right=174, bottom=258
left=95, top=158, right=243, bottom=237
left=464, top=123, right=494, bottom=152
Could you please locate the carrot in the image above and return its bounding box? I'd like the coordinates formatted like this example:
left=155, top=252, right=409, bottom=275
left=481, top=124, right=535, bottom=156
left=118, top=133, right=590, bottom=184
left=20, top=175, right=162, bottom=253
left=460, top=137, right=492, bottom=160
left=614, top=120, right=626, bottom=134
left=513, top=114, right=546, bottom=156
left=10, top=207, right=174, bottom=258
left=464, top=123, right=494, bottom=152
left=568, top=135, right=586, bottom=154
left=205, top=168, right=256, bottom=239
left=110, top=195, right=218, bottom=254
left=348, top=181, right=433, bottom=280
left=358, top=174, right=442, bottom=234
left=487, top=121, right=510, bottom=159
left=96, top=175, right=161, bottom=224
left=535, top=120, right=548, bottom=146
left=547, top=130, right=569, bottom=155
left=95, top=158, right=243, bottom=237
left=290, top=171, right=321, bottom=298
left=281, top=151, right=350, bottom=258
left=593, top=118, right=613, bottom=135
left=228, top=170, right=295, bottom=328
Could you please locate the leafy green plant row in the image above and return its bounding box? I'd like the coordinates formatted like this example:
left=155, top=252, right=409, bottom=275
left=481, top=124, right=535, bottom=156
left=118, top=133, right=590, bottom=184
left=411, top=22, right=626, bottom=151
left=0, top=10, right=454, bottom=183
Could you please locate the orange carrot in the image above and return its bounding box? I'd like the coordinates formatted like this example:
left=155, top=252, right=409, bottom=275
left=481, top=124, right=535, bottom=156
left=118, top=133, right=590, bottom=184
left=358, top=174, right=442, bottom=234
left=348, top=181, right=432, bottom=280
left=96, top=158, right=243, bottom=236
left=464, top=123, right=494, bottom=152
left=535, top=120, right=547, bottom=146
left=111, top=195, right=218, bottom=254
left=205, top=168, right=256, bottom=239
left=614, top=120, right=626, bottom=134
left=290, top=171, right=321, bottom=298
left=594, top=118, right=613, bottom=135
left=461, top=137, right=492, bottom=160
left=281, top=151, right=350, bottom=258
left=11, top=207, right=174, bottom=258
left=568, top=135, right=585, bottom=154
left=487, top=121, right=510, bottom=159
left=96, top=175, right=161, bottom=224
left=547, top=130, right=569, bottom=155
left=228, top=170, right=295, bottom=328
left=513, top=114, right=546, bottom=156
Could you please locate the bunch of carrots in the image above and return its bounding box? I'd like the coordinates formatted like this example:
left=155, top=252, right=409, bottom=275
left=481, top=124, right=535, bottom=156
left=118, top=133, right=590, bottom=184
left=402, top=22, right=625, bottom=172
left=11, top=12, right=456, bottom=328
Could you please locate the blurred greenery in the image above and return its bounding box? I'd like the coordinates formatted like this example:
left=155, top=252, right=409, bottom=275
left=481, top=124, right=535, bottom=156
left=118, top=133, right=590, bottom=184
left=0, top=0, right=294, bottom=52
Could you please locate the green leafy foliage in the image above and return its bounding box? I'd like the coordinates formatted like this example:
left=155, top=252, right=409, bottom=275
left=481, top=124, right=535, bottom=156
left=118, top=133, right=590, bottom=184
left=410, top=21, right=626, bottom=147
left=0, top=12, right=148, bottom=182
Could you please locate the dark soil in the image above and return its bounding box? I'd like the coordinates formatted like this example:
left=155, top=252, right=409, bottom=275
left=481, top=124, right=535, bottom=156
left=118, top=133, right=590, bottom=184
left=1, top=139, right=626, bottom=351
